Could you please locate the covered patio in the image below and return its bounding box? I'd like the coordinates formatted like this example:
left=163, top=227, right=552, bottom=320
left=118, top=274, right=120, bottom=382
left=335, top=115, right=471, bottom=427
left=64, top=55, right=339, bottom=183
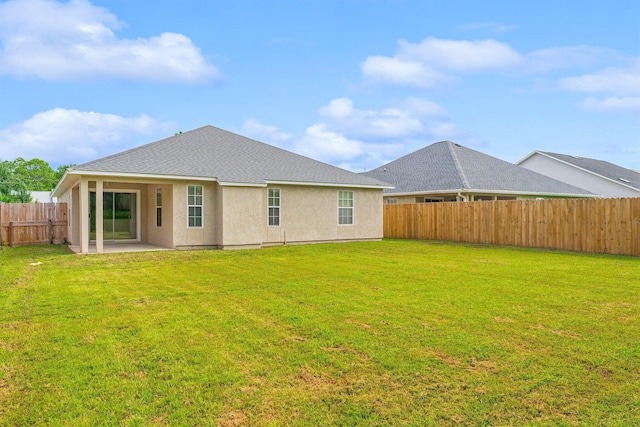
left=68, top=241, right=172, bottom=254
left=55, top=175, right=177, bottom=254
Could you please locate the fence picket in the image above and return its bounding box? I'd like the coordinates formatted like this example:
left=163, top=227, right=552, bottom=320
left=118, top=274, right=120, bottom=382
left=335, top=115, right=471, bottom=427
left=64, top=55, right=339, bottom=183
left=383, top=198, right=639, bottom=257
left=1, top=203, right=68, bottom=247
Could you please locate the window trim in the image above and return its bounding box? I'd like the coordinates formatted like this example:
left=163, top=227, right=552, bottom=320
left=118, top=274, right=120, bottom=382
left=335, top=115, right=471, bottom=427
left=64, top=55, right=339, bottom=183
left=337, top=190, right=354, bottom=226
left=156, top=188, right=162, bottom=227
left=267, top=188, right=281, bottom=227
left=187, top=184, right=203, bottom=228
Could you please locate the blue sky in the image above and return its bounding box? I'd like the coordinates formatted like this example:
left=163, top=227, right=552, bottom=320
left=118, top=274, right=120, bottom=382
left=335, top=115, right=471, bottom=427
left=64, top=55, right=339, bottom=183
left=0, top=0, right=638, bottom=171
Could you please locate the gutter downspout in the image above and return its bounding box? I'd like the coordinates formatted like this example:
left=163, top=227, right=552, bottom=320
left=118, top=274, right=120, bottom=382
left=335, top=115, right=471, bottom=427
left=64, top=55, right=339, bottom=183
left=457, top=192, right=467, bottom=202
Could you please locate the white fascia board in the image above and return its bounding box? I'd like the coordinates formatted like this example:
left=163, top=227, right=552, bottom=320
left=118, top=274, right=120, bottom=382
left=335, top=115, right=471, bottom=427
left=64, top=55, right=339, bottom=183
left=65, top=170, right=219, bottom=182
left=51, top=169, right=70, bottom=197
left=385, top=188, right=598, bottom=198
left=514, top=150, right=541, bottom=165
left=521, top=153, right=640, bottom=193
left=464, top=189, right=599, bottom=198
left=266, top=180, right=394, bottom=190
left=52, top=170, right=219, bottom=197
left=218, top=181, right=266, bottom=187
left=384, top=189, right=466, bottom=197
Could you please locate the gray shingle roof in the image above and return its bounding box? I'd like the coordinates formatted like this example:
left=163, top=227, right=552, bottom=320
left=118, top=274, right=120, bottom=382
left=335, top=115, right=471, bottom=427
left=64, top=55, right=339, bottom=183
left=538, top=151, right=640, bottom=191
left=361, top=141, right=593, bottom=195
left=71, top=125, right=389, bottom=188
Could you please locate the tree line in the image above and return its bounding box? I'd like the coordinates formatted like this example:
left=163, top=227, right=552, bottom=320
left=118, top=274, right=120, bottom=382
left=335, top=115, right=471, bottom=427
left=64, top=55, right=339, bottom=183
left=0, top=158, right=74, bottom=203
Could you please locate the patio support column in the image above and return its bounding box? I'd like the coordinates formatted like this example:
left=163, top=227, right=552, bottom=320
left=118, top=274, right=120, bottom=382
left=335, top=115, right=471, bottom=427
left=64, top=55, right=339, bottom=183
left=79, top=177, right=89, bottom=254
left=96, top=179, right=104, bottom=253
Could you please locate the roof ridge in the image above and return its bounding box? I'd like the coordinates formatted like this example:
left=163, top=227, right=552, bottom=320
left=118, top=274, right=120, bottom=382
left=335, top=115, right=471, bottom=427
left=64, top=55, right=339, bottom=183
left=447, top=141, right=470, bottom=188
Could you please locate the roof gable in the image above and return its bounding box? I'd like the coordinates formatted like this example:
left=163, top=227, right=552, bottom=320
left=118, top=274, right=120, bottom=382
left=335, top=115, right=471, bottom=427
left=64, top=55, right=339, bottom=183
left=362, top=141, right=593, bottom=196
left=69, top=125, right=389, bottom=188
left=536, top=151, right=640, bottom=191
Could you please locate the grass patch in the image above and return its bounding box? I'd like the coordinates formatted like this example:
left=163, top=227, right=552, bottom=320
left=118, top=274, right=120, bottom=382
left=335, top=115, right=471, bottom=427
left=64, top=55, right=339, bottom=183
left=1, top=240, right=639, bottom=425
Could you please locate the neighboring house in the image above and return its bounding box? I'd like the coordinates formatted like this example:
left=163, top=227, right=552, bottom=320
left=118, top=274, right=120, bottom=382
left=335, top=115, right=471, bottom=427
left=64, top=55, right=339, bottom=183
left=29, top=191, right=57, bottom=202
left=52, top=125, right=391, bottom=253
left=361, top=141, right=594, bottom=204
left=517, top=151, right=640, bottom=198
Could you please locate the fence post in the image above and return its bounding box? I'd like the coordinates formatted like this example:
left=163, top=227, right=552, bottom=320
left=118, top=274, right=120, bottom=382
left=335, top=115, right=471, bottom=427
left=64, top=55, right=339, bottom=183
left=49, top=219, right=53, bottom=244
left=9, top=221, right=13, bottom=247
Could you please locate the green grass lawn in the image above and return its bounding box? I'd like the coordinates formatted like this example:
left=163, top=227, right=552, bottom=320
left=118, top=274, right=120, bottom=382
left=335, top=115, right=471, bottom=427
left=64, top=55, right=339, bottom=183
left=1, top=240, right=639, bottom=426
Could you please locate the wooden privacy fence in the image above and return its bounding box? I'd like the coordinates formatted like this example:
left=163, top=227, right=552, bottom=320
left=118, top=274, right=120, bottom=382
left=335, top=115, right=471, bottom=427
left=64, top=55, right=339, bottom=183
left=384, top=198, right=640, bottom=256
left=0, top=202, right=68, bottom=247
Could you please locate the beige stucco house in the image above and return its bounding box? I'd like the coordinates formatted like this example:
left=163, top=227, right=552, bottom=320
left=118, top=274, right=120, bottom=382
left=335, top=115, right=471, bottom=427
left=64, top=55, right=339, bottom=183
left=52, top=126, right=391, bottom=253
left=362, top=141, right=594, bottom=204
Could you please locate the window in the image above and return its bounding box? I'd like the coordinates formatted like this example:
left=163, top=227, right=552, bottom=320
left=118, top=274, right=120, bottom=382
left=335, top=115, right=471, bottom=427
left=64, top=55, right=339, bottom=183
left=386, top=198, right=398, bottom=204
left=156, top=188, right=162, bottom=227
left=187, top=185, right=203, bottom=228
left=338, top=191, right=354, bottom=225
left=416, top=197, right=443, bottom=203
left=268, top=188, right=280, bottom=226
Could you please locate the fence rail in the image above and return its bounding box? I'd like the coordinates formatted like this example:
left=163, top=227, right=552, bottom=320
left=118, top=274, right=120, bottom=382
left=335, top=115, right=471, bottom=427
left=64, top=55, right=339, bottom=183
left=384, top=198, right=640, bottom=257
left=1, top=202, right=68, bottom=247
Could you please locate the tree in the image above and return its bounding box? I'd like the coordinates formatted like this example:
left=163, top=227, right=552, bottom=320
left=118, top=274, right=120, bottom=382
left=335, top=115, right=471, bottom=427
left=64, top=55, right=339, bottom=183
left=0, top=160, right=31, bottom=203
left=10, top=158, right=57, bottom=191
left=0, top=158, right=72, bottom=202
left=55, top=164, right=75, bottom=183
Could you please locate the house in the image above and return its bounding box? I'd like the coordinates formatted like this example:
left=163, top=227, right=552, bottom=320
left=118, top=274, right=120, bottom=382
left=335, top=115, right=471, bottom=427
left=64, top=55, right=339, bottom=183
left=29, top=191, right=57, bottom=203
left=361, top=141, right=594, bottom=204
left=517, top=151, right=640, bottom=198
left=52, top=125, right=391, bottom=253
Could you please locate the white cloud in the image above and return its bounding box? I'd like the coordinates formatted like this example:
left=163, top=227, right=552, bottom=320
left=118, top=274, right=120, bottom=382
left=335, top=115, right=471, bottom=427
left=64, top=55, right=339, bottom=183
left=361, top=37, right=629, bottom=93
left=361, top=56, right=446, bottom=88
left=0, top=0, right=219, bottom=83
left=398, top=38, right=522, bottom=71
left=559, top=61, right=640, bottom=95
left=290, top=97, right=457, bottom=171
left=241, top=119, right=292, bottom=144
left=317, top=97, right=442, bottom=140
left=0, top=108, right=174, bottom=165
left=524, top=46, right=620, bottom=73
left=580, top=96, right=640, bottom=114
left=362, top=37, right=523, bottom=87
left=403, top=97, right=448, bottom=117
left=294, top=123, right=364, bottom=164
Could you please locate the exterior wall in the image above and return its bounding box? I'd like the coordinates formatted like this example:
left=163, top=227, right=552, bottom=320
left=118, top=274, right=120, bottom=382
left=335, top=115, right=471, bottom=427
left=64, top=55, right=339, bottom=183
left=56, top=186, right=79, bottom=245
left=59, top=174, right=384, bottom=251
left=519, top=154, right=639, bottom=198
left=221, top=186, right=264, bottom=248
left=261, top=185, right=383, bottom=246
left=172, top=181, right=219, bottom=248
left=147, top=184, right=174, bottom=248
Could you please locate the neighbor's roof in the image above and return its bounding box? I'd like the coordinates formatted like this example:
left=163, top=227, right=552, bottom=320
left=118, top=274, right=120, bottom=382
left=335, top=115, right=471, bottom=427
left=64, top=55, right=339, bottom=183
left=521, top=151, right=640, bottom=191
left=362, top=141, right=594, bottom=196
left=65, top=125, right=391, bottom=188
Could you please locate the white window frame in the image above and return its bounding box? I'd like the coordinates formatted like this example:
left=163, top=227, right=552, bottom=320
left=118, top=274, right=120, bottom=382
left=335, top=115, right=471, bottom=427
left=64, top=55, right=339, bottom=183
left=156, top=188, right=162, bottom=227
left=338, top=190, right=354, bottom=226
left=268, top=188, right=281, bottom=227
left=187, top=185, right=203, bottom=228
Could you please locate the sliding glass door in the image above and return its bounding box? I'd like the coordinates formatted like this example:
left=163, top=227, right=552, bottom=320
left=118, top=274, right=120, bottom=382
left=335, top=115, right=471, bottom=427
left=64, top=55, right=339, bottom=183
left=90, top=191, right=137, bottom=241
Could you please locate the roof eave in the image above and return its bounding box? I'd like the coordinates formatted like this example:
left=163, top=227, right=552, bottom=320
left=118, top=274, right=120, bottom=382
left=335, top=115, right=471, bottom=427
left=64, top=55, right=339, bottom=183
left=384, top=188, right=597, bottom=198
left=519, top=152, right=640, bottom=192
left=61, top=169, right=220, bottom=182
left=265, top=180, right=394, bottom=189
